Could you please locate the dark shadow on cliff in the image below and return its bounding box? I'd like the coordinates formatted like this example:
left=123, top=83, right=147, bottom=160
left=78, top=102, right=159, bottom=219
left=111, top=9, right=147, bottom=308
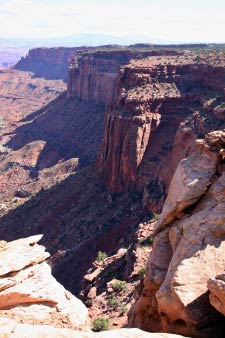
left=184, top=291, right=225, bottom=338
left=5, top=92, right=105, bottom=175
left=0, top=164, right=146, bottom=295
left=14, top=62, right=69, bottom=82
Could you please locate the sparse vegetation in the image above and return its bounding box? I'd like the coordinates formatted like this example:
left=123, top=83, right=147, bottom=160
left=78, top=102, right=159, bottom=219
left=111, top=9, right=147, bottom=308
left=152, top=213, right=160, bottom=220
left=92, top=318, right=109, bottom=332
left=112, top=281, right=127, bottom=292
left=137, top=267, right=146, bottom=277
left=108, top=296, right=123, bottom=309
left=96, top=251, right=108, bottom=263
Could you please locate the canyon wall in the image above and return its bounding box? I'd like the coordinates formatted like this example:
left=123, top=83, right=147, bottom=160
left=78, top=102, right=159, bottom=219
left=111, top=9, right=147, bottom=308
left=97, top=53, right=225, bottom=211
left=67, top=49, right=179, bottom=104
left=129, top=130, right=225, bottom=338
left=15, top=47, right=81, bottom=80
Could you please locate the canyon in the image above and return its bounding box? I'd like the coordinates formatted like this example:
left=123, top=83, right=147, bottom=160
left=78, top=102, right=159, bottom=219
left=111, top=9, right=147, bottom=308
left=0, top=45, right=224, bottom=337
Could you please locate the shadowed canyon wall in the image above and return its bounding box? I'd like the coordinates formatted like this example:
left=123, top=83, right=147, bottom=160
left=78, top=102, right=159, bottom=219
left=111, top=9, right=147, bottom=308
left=15, top=47, right=80, bottom=81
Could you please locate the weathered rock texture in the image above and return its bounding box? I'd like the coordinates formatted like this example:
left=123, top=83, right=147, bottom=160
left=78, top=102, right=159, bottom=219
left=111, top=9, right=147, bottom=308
left=129, top=130, right=225, bottom=338
left=97, top=52, right=225, bottom=212
left=0, top=317, right=187, bottom=338
left=0, top=235, right=89, bottom=330
left=67, top=49, right=179, bottom=104
left=0, top=237, right=188, bottom=337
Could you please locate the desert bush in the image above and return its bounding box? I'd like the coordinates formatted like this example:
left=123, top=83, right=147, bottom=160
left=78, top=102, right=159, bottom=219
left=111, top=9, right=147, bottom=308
left=96, top=251, right=108, bottom=263
left=152, top=213, right=160, bottom=220
left=137, top=267, right=146, bottom=277
left=112, top=281, right=127, bottom=292
left=92, top=318, right=109, bottom=332
left=108, top=296, right=123, bottom=309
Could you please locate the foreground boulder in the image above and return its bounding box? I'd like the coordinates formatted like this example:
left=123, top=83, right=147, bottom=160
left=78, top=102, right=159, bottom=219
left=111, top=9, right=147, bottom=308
left=129, top=130, right=225, bottom=338
left=0, top=235, right=89, bottom=330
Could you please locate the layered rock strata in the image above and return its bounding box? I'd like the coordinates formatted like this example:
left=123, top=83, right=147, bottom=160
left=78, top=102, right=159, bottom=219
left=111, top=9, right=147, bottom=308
left=67, top=49, right=179, bottom=104
left=97, top=52, right=225, bottom=211
left=15, top=47, right=81, bottom=80
left=129, top=130, right=225, bottom=338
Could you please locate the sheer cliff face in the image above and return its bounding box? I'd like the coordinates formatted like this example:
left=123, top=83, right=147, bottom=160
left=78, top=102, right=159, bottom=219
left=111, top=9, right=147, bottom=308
left=20, top=47, right=79, bottom=64
left=67, top=51, right=121, bottom=104
left=97, top=53, right=225, bottom=211
left=128, top=130, right=225, bottom=338
left=15, top=47, right=80, bottom=80
left=67, top=49, right=179, bottom=104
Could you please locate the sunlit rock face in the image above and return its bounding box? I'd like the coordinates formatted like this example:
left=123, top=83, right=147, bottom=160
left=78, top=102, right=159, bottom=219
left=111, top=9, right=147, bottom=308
left=97, top=53, right=225, bottom=212
left=0, top=235, right=89, bottom=331
left=129, top=130, right=225, bottom=338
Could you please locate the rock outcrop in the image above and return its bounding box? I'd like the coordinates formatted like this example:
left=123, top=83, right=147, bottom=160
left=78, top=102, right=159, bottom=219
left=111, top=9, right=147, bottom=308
left=129, top=130, right=225, bottom=338
left=0, top=235, right=89, bottom=331
left=67, top=49, right=179, bottom=104
left=97, top=52, right=225, bottom=212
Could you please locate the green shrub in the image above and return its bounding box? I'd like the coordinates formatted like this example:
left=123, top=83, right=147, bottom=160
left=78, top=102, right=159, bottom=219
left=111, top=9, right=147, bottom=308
left=152, top=213, right=160, bottom=220
left=96, top=251, right=108, bottom=263
left=137, top=267, right=146, bottom=277
left=108, top=297, right=123, bottom=309
left=92, top=318, right=109, bottom=332
left=112, top=281, right=127, bottom=292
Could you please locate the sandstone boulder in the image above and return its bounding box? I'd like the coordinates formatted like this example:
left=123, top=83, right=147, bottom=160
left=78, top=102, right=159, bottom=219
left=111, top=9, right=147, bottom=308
left=0, top=235, right=89, bottom=331
left=129, top=130, right=225, bottom=338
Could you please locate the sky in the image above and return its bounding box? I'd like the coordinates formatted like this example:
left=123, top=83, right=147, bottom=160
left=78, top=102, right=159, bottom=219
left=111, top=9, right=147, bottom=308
left=0, top=0, right=224, bottom=43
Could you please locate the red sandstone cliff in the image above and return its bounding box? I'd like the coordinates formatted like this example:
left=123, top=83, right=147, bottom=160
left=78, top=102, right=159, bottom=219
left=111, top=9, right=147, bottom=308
left=97, top=52, right=225, bottom=211
left=67, top=49, right=179, bottom=104
left=14, top=47, right=81, bottom=80
left=19, top=47, right=79, bottom=64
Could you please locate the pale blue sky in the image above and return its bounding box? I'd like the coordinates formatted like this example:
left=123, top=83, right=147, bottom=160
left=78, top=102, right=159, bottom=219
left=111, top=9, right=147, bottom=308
left=0, top=0, right=224, bottom=42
